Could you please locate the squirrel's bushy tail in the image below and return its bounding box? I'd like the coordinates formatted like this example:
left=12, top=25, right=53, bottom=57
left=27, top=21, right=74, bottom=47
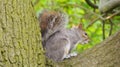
left=38, top=10, right=68, bottom=46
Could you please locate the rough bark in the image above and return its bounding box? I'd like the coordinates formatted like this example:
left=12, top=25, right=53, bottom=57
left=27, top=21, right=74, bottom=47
left=56, top=30, right=120, bottom=67
left=0, top=0, right=45, bottom=67
left=99, top=0, right=120, bottom=13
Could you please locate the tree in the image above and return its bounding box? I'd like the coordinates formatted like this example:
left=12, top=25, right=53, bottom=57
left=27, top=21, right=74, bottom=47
left=0, top=0, right=120, bottom=67
left=0, top=0, right=45, bottom=67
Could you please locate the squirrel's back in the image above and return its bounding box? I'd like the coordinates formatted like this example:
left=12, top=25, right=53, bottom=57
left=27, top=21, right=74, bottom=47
left=38, top=10, right=68, bottom=46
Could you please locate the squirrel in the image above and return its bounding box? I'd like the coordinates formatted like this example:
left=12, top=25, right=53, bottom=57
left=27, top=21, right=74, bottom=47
left=38, top=10, right=90, bottom=62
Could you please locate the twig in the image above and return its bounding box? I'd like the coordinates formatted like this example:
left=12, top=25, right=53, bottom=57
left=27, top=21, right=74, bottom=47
left=87, top=11, right=120, bottom=28
left=102, top=20, right=105, bottom=40
left=105, top=11, right=120, bottom=20
left=87, top=17, right=99, bottom=28
left=109, top=19, right=113, bottom=36
left=85, top=0, right=98, bottom=8
left=87, top=14, right=105, bottom=28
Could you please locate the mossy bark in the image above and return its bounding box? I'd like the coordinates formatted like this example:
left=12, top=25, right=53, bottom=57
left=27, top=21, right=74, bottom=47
left=0, top=0, right=45, bottom=67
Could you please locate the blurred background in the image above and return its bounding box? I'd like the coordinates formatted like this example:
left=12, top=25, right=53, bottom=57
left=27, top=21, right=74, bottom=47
left=33, top=0, right=120, bottom=53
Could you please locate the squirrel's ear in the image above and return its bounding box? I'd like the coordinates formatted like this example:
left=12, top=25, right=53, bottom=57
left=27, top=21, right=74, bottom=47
left=78, top=23, right=83, bottom=29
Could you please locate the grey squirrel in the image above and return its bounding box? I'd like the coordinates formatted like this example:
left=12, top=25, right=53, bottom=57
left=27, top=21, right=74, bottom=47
left=38, top=10, right=90, bottom=62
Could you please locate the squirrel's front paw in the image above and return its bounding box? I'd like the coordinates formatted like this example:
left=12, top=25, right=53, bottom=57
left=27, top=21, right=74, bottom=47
left=65, top=52, right=78, bottom=59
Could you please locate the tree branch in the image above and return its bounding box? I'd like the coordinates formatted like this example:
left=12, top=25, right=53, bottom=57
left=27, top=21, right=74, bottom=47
left=87, top=10, right=120, bottom=28
left=99, top=0, right=120, bottom=13
left=85, top=0, right=98, bottom=9
left=109, top=19, right=113, bottom=36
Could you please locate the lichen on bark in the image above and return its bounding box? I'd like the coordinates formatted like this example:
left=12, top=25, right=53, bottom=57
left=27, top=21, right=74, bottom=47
left=0, top=0, right=45, bottom=67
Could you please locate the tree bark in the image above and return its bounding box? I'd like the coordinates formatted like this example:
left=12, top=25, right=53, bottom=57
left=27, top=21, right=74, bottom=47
left=0, top=0, right=45, bottom=67
left=99, top=0, right=120, bottom=13
left=56, top=30, right=120, bottom=67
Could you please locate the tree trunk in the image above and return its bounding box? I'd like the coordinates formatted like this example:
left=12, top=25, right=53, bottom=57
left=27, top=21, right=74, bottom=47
left=0, top=0, right=45, bottom=67
left=56, top=31, right=120, bottom=67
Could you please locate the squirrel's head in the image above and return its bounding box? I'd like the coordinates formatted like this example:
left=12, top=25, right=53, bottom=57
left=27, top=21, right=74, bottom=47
left=74, top=23, right=90, bottom=44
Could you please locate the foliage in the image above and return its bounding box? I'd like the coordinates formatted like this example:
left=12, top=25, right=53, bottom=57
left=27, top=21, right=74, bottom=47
left=33, top=0, right=120, bottom=53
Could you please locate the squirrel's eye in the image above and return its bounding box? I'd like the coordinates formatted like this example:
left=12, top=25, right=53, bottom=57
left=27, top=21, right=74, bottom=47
left=84, top=33, right=87, bottom=36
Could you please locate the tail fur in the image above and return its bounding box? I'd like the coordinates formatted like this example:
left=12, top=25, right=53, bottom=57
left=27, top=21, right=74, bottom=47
left=38, top=10, right=68, bottom=46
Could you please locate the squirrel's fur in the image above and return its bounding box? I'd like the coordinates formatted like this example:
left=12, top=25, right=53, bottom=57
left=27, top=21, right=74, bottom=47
left=38, top=10, right=89, bottom=62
